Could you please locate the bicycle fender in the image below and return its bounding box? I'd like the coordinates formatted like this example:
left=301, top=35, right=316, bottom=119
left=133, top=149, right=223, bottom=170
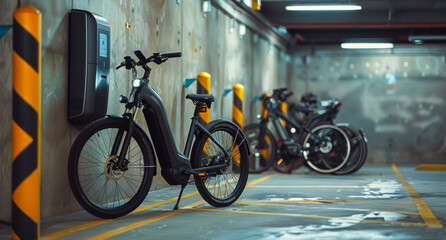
left=106, top=115, right=157, bottom=175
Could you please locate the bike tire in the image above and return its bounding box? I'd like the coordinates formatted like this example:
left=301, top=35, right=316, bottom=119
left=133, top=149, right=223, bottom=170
left=68, top=117, right=154, bottom=219
left=244, top=123, right=276, bottom=173
left=302, top=123, right=351, bottom=174
left=333, top=124, right=367, bottom=175
left=191, top=120, right=249, bottom=207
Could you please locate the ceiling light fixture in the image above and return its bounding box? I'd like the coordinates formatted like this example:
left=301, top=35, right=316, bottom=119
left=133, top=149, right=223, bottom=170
left=286, top=5, right=362, bottom=11
left=341, top=43, right=394, bottom=49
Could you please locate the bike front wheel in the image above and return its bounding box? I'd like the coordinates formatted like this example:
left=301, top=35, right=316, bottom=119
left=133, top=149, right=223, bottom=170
left=192, top=120, right=249, bottom=207
left=68, top=117, right=154, bottom=219
left=302, top=124, right=350, bottom=174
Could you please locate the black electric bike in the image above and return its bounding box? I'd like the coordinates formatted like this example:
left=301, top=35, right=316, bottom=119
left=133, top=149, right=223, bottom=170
left=68, top=51, right=250, bottom=219
left=245, top=88, right=351, bottom=174
left=288, top=94, right=368, bottom=175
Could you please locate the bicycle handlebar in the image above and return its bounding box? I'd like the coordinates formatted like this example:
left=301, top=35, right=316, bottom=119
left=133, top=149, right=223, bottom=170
left=116, top=50, right=182, bottom=70
left=159, top=52, right=182, bottom=58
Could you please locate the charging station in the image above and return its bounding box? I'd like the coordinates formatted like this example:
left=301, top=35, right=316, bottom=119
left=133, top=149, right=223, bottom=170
left=68, top=9, right=110, bottom=124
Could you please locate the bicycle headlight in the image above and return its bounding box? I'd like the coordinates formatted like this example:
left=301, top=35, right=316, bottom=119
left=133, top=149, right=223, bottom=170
left=132, top=78, right=142, bottom=88
left=256, top=114, right=262, bottom=119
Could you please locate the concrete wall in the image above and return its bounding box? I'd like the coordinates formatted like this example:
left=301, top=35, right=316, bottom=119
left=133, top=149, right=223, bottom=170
left=289, top=51, right=446, bottom=163
left=0, top=0, right=290, bottom=221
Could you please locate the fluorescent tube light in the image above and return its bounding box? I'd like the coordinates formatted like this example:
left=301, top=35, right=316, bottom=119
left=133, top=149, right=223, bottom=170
left=341, top=43, right=394, bottom=49
left=286, top=5, right=362, bottom=11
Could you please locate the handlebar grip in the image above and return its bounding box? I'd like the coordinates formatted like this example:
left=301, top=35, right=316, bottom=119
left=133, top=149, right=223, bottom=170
left=161, top=52, right=182, bottom=58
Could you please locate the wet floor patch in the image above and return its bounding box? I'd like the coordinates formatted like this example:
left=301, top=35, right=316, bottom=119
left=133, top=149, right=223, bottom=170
left=349, top=180, right=404, bottom=199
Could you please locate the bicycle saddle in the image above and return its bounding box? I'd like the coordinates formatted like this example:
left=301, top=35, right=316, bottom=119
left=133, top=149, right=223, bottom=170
left=186, top=94, right=215, bottom=103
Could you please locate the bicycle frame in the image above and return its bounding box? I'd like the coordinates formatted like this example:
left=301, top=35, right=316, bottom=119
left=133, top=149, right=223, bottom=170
left=112, top=73, right=234, bottom=185
left=262, top=102, right=309, bottom=143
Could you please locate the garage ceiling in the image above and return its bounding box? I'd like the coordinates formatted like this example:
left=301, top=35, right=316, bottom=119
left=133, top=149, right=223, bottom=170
left=260, top=0, right=446, bottom=45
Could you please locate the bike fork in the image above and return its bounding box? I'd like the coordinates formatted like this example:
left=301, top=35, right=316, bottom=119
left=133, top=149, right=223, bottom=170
left=115, top=105, right=142, bottom=170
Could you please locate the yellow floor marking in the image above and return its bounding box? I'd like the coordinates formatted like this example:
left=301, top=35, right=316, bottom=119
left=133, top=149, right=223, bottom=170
left=188, top=208, right=426, bottom=227
left=392, top=164, right=443, bottom=228
left=250, top=185, right=402, bottom=188
left=43, top=175, right=272, bottom=238
left=295, top=177, right=371, bottom=183
left=85, top=200, right=205, bottom=240
left=373, top=204, right=417, bottom=208
left=42, top=219, right=114, bottom=239
left=131, top=191, right=199, bottom=214
left=237, top=201, right=420, bottom=215
left=238, top=198, right=411, bottom=204
left=43, top=191, right=200, bottom=239
left=246, top=174, right=277, bottom=187
left=416, top=164, right=446, bottom=171
left=250, top=185, right=358, bottom=188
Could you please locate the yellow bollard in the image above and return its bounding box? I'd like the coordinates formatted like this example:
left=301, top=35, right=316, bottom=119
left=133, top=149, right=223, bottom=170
left=252, top=0, right=261, bottom=11
left=232, top=84, right=244, bottom=129
left=197, top=72, right=211, bottom=126
left=12, top=6, right=41, bottom=240
left=260, top=92, right=269, bottom=120
left=197, top=72, right=211, bottom=157
left=259, top=92, right=270, bottom=160
left=279, top=101, right=287, bottom=127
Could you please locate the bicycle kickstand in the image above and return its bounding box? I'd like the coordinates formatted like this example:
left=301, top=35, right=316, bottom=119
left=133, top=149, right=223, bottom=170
left=173, top=183, right=187, bottom=210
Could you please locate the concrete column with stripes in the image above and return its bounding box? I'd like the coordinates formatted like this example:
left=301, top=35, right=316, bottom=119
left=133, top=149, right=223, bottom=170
left=12, top=6, right=41, bottom=240
left=197, top=72, right=211, bottom=125
left=232, top=84, right=244, bottom=129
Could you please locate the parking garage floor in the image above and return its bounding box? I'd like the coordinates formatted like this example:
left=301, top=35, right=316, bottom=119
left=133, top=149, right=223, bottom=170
left=1, top=164, right=445, bottom=239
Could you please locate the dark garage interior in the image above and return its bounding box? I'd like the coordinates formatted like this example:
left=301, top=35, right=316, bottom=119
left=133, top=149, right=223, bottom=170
left=0, top=0, right=445, bottom=239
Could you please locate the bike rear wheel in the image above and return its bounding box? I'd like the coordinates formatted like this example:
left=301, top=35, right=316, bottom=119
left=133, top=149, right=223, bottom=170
left=244, top=123, right=276, bottom=173
left=192, top=120, right=249, bottom=207
left=333, top=124, right=367, bottom=175
left=68, top=118, right=154, bottom=219
left=302, top=124, right=350, bottom=174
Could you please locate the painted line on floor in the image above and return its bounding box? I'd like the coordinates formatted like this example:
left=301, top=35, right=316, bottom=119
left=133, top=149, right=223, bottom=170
left=372, top=203, right=417, bottom=208
left=294, top=177, right=371, bottom=183
left=85, top=200, right=206, bottom=240
left=246, top=174, right=277, bottom=187
left=238, top=198, right=412, bottom=204
left=250, top=185, right=402, bottom=188
left=187, top=207, right=426, bottom=227
left=237, top=201, right=421, bottom=215
left=416, top=164, right=446, bottom=171
left=392, top=164, right=443, bottom=228
left=42, top=191, right=200, bottom=239
left=250, top=185, right=359, bottom=188
left=43, top=174, right=273, bottom=239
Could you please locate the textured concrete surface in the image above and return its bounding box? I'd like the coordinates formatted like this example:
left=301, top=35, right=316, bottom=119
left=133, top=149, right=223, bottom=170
left=0, top=165, right=444, bottom=239
left=0, top=0, right=290, bottom=221
left=288, top=54, right=446, bottom=163
left=0, top=0, right=18, bottom=225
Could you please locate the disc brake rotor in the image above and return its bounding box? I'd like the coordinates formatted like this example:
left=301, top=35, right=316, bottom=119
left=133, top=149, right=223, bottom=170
left=104, top=155, right=126, bottom=181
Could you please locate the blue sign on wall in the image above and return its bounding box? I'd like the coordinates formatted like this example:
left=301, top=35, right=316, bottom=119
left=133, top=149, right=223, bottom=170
left=0, top=25, right=12, bottom=39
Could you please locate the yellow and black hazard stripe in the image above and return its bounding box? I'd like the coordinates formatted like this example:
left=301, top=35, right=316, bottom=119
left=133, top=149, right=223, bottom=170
left=197, top=72, right=211, bottom=125
left=12, top=7, right=41, bottom=240
left=232, top=84, right=244, bottom=129
left=279, top=101, right=287, bottom=127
